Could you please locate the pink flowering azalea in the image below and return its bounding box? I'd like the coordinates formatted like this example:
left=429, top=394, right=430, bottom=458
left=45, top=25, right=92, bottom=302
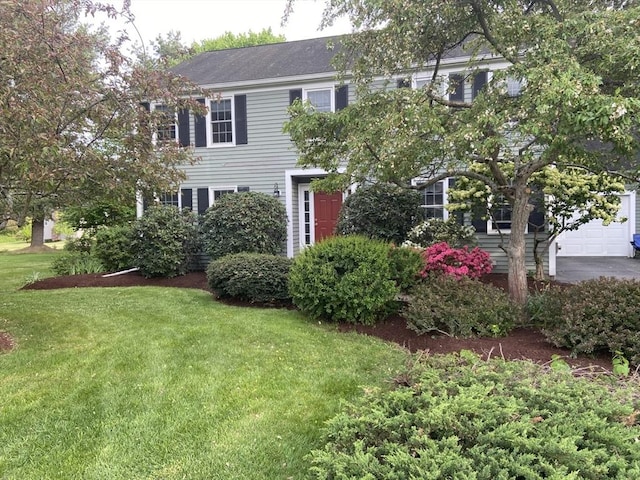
left=421, top=242, right=493, bottom=279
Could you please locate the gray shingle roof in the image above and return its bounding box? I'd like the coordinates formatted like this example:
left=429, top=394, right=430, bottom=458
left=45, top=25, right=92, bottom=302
left=171, top=36, right=343, bottom=86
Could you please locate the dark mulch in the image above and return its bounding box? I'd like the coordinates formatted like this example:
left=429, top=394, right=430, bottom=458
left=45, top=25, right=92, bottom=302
left=19, top=271, right=612, bottom=370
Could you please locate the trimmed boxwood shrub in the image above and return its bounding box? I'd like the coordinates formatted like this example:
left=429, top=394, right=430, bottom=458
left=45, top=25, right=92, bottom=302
left=93, top=225, right=135, bottom=272
left=131, top=205, right=200, bottom=278
left=336, top=184, right=422, bottom=244
left=206, top=253, right=292, bottom=304
left=308, top=353, right=640, bottom=479
left=288, top=235, right=399, bottom=325
left=404, top=275, right=518, bottom=337
left=388, top=245, right=423, bottom=293
left=540, top=277, right=640, bottom=364
left=201, top=192, right=287, bottom=260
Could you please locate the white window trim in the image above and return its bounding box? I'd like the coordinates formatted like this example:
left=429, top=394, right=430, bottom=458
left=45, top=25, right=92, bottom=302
left=411, top=178, right=450, bottom=220
left=151, top=103, right=178, bottom=145
left=208, top=186, right=238, bottom=207
left=158, top=191, right=182, bottom=209
left=206, top=96, right=236, bottom=148
left=303, top=85, right=335, bottom=113
left=298, top=184, right=315, bottom=249
left=486, top=196, right=528, bottom=235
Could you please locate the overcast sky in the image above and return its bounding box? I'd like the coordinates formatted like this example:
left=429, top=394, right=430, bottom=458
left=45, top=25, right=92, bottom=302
left=107, top=0, right=351, bottom=49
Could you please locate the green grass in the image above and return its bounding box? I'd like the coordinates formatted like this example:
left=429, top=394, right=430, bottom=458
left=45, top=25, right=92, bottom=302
left=0, top=237, right=65, bottom=252
left=0, top=253, right=409, bottom=479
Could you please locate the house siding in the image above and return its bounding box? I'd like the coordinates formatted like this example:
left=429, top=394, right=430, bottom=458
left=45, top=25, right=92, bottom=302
left=476, top=233, right=548, bottom=274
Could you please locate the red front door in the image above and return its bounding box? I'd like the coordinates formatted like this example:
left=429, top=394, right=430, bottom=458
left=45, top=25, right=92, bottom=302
left=314, top=191, right=342, bottom=242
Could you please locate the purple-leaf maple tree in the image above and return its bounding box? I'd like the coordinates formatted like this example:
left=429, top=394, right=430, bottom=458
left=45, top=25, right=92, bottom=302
left=0, top=0, right=206, bottom=246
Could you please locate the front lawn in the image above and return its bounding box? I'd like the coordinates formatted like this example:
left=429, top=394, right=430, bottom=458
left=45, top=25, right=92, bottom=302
left=0, top=253, right=408, bottom=479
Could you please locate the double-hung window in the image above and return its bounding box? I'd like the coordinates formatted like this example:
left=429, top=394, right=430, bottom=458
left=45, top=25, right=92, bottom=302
left=159, top=192, right=179, bottom=207
left=489, top=195, right=512, bottom=232
left=413, top=179, right=450, bottom=220
left=303, top=87, right=334, bottom=112
left=194, top=95, right=247, bottom=148
left=210, top=98, right=234, bottom=144
left=154, top=104, right=176, bottom=143
left=209, top=186, right=237, bottom=206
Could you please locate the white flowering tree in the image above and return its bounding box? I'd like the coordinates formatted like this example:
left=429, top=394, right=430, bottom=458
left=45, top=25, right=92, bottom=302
left=285, top=0, right=640, bottom=304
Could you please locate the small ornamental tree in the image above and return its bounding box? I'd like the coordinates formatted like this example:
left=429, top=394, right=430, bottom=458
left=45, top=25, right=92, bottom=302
left=421, top=242, right=493, bottom=279
left=336, top=184, right=422, bottom=244
left=201, top=192, right=288, bottom=260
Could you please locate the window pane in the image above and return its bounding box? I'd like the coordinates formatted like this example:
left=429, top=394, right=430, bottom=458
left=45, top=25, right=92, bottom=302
left=159, top=192, right=179, bottom=207
left=210, top=99, right=233, bottom=144
left=306, top=90, right=332, bottom=112
left=155, top=105, right=176, bottom=142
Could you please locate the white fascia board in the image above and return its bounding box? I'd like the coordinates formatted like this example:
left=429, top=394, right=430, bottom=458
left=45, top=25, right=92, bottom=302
left=197, top=71, right=348, bottom=92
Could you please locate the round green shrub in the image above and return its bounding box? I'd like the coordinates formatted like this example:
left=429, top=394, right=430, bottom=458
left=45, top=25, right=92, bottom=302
left=131, top=205, right=200, bottom=278
left=404, top=275, right=518, bottom=337
left=309, top=353, right=640, bottom=479
left=388, top=245, right=423, bottom=293
left=93, top=225, right=135, bottom=272
left=540, top=277, right=640, bottom=364
left=288, top=235, right=399, bottom=325
left=336, top=184, right=422, bottom=244
left=201, top=192, right=287, bottom=260
left=64, top=235, right=94, bottom=253
left=206, top=253, right=292, bottom=304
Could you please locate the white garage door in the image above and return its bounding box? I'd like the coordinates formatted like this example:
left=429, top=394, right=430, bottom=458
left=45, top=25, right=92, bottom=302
left=557, top=194, right=633, bottom=257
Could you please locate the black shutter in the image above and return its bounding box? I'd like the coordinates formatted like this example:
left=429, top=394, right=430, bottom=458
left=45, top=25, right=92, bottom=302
left=140, top=102, right=150, bottom=112
left=181, top=188, right=193, bottom=210
left=194, top=98, right=207, bottom=147
left=397, top=78, right=411, bottom=89
left=335, top=85, right=348, bottom=111
left=197, top=188, right=209, bottom=215
left=234, top=95, right=248, bottom=145
left=472, top=71, right=488, bottom=100
left=237, top=186, right=250, bottom=192
left=472, top=217, right=487, bottom=233
left=528, top=209, right=545, bottom=232
left=449, top=74, right=464, bottom=102
left=289, top=89, right=302, bottom=105
left=142, top=197, right=149, bottom=212
left=177, top=109, right=190, bottom=147
left=527, top=188, right=545, bottom=232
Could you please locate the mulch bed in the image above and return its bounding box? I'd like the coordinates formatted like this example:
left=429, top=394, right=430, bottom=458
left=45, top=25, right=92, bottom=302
left=17, top=271, right=612, bottom=370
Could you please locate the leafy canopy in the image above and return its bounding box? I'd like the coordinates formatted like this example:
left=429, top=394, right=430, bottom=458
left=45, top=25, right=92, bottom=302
left=285, top=0, right=640, bottom=304
left=0, top=0, right=206, bottom=234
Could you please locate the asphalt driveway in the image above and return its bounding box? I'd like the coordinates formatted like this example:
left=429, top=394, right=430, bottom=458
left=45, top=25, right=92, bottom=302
left=555, top=257, right=640, bottom=283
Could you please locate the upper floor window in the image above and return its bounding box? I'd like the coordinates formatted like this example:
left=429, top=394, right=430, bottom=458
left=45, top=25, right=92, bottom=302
left=210, top=98, right=234, bottom=144
left=304, top=87, right=334, bottom=112
left=154, top=104, right=176, bottom=143
left=193, top=95, right=247, bottom=148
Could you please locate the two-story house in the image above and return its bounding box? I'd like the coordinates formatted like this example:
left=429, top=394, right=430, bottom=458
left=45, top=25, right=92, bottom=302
left=148, top=36, right=638, bottom=276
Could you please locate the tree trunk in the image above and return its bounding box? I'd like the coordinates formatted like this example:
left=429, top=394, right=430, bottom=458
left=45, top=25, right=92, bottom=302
left=532, top=233, right=545, bottom=281
left=30, top=216, right=45, bottom=248
left=507, top=186, right=531, bottom=306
